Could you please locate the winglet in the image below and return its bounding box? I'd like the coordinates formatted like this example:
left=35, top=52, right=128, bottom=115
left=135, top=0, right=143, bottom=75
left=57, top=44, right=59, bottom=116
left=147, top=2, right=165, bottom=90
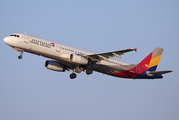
left=134, top=48, right=138, bottom=52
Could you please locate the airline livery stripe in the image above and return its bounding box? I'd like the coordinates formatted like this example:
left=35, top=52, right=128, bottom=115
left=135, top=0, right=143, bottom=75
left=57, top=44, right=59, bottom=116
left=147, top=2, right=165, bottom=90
left=148, top=54, right=162, bottom=68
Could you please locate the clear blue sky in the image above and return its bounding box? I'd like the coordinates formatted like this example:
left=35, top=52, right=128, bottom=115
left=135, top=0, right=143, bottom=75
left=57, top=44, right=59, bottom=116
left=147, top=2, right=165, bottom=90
left=1, top=0, right=179, bottom=120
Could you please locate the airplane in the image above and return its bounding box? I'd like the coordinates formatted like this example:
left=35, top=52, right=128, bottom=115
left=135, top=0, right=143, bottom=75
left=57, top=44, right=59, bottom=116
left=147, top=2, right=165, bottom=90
left=3, top=33, right=172, bottom=79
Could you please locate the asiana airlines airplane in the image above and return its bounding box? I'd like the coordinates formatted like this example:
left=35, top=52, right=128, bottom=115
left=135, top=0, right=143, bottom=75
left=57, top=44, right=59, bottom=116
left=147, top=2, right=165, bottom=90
left=4, top=33, right=172, bottom=79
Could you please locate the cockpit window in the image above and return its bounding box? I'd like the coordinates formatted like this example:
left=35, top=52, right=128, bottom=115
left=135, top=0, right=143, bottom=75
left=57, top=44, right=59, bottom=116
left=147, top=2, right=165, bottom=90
left=10, top=34, right=19, bottom=37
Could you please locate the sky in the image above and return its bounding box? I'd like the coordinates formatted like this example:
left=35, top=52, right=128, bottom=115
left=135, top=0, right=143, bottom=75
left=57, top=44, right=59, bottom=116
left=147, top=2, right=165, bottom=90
left=0, top=0, right=179, bottom=120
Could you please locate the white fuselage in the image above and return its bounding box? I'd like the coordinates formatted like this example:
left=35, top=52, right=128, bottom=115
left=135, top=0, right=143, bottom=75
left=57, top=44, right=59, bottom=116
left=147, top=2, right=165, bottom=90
left=4, top=33, right=133, bottom=76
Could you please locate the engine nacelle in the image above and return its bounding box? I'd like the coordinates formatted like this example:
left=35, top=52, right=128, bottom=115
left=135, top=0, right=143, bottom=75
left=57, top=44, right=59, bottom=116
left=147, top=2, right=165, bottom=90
left=45, top=60, right=65, bottom=72
left=70, top=54, right=88, bottom=65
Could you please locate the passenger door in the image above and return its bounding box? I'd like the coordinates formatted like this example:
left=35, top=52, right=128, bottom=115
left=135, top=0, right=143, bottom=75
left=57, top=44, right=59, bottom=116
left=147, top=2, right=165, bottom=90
left=56, top=43, right=60, bottom=52
left=24, top=34, right=29, bottom=43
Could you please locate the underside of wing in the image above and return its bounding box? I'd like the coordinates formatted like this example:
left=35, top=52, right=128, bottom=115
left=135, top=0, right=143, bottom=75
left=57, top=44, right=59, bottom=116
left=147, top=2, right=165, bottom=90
left=85, top=48, right=137, bottom=62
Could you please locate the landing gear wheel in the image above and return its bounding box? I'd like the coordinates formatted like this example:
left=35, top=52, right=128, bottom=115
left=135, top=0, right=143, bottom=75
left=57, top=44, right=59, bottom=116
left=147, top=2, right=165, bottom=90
left=18, top=55, right=22, bottom=59
left=70, top=73, right=77, bottom=79
left=18, top=51, right=23, bottom=59
left=86, top=69, right=93, bottom=75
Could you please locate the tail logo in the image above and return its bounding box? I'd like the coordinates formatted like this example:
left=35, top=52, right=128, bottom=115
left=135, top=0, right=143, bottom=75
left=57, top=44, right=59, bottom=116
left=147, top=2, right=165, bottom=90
left=145, top=64, right=148, bottom=67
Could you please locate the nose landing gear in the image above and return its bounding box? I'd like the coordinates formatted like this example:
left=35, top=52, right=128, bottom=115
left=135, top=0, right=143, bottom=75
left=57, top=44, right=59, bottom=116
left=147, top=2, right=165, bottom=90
left=18, top=55, right=22, bottom=59
left=18, top=51, right=23, bottom=59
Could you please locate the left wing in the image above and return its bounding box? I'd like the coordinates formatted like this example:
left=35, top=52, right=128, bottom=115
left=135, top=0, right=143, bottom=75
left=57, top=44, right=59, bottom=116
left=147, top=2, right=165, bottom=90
left=85, top=48, right=137, bottom=62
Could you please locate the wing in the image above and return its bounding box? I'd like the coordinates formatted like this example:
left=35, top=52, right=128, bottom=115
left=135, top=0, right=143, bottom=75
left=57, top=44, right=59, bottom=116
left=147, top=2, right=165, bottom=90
left=85, top=48, right=137, bottom=62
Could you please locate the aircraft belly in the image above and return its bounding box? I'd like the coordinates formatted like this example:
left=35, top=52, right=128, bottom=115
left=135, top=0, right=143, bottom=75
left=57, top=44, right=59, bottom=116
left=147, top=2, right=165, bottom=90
left=18, top=47, right=74, bottom=67
left=92, top=64, right=125, bottom=75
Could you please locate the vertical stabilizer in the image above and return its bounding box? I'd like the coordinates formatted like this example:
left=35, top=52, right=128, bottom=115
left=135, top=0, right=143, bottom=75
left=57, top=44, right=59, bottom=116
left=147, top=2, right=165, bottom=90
left=147, top=47, right=163, bottom=71
left=137, top=47, right=164, bottom=72
left=133, top=47, right=164, bottom=79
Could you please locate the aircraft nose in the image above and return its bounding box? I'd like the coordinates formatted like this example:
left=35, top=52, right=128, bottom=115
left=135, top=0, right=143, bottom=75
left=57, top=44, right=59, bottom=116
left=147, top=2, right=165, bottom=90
left=3, top=37, right=9, bottom=44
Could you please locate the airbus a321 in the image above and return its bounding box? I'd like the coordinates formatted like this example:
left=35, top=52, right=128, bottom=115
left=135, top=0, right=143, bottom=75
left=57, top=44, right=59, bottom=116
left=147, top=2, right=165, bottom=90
left=3, top=33, right=172, bottom=79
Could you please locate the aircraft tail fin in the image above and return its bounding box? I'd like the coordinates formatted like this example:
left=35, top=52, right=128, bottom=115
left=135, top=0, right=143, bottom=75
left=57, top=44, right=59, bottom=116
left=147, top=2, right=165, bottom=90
left=111, top=47, right=172, bottom=79
left=137, top=47, right=164, bottom=72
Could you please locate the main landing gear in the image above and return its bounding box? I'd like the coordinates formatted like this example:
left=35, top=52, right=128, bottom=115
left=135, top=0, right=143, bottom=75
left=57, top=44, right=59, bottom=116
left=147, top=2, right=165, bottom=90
left=69, top=69, right=77, bottom=79
left=18, top=51, right=23, bottom=59
left=69, top=70, right=93, bottom=79
left=86, top=69, right=93, bottom=75
left=86, top=60, right=93, bottom=75
left=69, top=73, right=77, bottom=79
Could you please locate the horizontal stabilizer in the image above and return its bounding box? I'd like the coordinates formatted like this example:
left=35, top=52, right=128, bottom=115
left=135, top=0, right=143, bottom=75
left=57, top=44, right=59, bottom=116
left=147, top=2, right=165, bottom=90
left=146, top=70, right=173, bottom=76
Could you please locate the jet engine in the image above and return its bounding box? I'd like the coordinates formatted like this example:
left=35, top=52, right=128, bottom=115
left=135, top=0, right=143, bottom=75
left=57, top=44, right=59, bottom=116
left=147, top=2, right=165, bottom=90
left=45, top=60, right=65, bottom=72
left=70, top=54, right=88, bottom=65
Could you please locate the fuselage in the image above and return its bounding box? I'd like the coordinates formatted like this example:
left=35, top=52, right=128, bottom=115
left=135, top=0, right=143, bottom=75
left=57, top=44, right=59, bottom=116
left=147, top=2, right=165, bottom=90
left=4, top=33, right=166, bottom=79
